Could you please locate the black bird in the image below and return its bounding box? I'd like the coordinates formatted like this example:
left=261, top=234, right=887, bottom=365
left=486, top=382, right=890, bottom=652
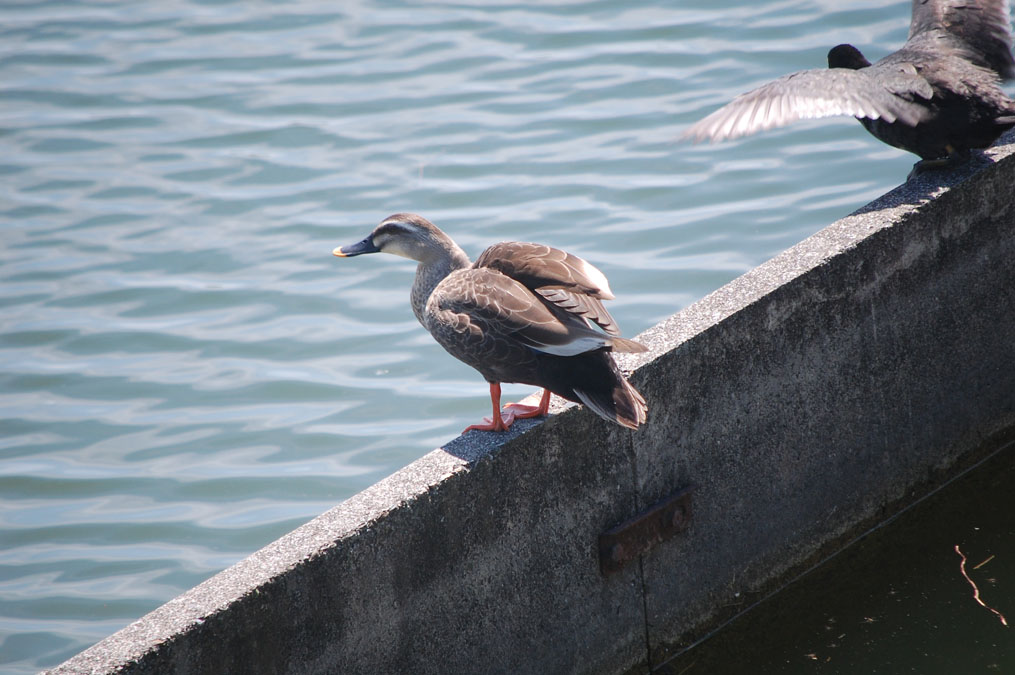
left=683, top=0, right=1015, bottom=172
left=334, top=213, right=648, bottom=432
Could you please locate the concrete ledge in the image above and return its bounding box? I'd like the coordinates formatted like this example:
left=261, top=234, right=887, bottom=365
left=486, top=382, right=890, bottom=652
left=46, top=132, right=1015, bottom=675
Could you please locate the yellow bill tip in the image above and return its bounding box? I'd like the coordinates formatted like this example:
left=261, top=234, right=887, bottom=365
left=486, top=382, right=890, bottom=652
left=332, top=246, right=347, bottom=257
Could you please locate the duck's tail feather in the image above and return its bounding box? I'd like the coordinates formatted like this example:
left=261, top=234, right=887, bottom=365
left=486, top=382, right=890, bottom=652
left=574, top=369, right=647, bottom=430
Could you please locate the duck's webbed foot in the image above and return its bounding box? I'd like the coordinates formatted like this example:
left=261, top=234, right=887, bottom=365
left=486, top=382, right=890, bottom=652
left=503, top=389, right=552, bottom=420
left=463, top=411, right=515, bottom=433
left=463, top=387, right=553, bottom=433
left=463, top=381, right=515, bottom=433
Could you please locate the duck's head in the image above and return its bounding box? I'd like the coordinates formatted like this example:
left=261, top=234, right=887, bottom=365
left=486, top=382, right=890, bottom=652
left=333, top=213, right=455, bottom=263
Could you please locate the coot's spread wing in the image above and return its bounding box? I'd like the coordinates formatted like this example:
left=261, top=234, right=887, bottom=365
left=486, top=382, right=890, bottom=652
left=683, top=67, right=932, bottom=142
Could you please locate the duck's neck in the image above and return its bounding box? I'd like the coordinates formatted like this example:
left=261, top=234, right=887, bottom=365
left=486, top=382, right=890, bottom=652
left=410, top=242, right=471, bottom=327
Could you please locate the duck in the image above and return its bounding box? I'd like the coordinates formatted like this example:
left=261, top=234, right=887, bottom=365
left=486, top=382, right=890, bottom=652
left=683, top=0, right=1015, bottom=173
left=333, top=213, right=648, bottom=432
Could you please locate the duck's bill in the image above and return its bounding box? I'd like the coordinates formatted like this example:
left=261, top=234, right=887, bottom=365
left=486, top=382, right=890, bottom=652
left=333, top=236, right=380, bottom=257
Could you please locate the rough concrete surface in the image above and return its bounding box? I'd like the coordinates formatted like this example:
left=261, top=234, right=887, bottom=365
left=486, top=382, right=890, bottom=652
left=45, top=132, right=1015, bottom=675
left=627, top=133, right=1015, bottom=663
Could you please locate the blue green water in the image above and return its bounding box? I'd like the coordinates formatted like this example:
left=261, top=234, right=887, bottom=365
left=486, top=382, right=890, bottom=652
left=0, top=1, right=1007, bottom=671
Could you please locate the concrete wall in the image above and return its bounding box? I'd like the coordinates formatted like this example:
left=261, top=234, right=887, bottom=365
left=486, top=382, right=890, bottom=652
left=46, top=133, right=1015, bottom=675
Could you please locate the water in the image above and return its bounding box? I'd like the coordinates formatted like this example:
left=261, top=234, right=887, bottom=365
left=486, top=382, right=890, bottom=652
left=0, top=1, right=1005, bottom=672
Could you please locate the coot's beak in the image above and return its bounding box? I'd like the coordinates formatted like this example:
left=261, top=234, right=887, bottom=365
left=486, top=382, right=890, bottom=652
left=333, top=235, right=380, bottom=257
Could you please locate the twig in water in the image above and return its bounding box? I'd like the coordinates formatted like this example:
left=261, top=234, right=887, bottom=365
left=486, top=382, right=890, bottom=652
left=973, top=554, right=996, bottom=570
left=955, top=545, right=1008, bottom=627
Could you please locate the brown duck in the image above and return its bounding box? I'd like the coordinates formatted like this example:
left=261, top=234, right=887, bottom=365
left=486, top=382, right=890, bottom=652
left=334, top=213, right=647, bottom=432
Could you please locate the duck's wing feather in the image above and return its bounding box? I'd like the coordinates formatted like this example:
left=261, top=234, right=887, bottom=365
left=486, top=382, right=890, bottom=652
left=531, top=287, right=620, bottom=337
left=682, top=67, right=932, bottom=142
left=430, top=268, right=644, bottom=358
left=908, top=0, right=1015, bottom=80
left=474, top=242, right=622, bottom=336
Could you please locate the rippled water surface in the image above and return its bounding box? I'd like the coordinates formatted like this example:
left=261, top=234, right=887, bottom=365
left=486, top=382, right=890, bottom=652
left=1, top=0, right=1002, bottom=671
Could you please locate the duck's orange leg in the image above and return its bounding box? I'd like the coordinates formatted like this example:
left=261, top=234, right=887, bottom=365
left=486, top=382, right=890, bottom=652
left=463, top=382, right=514, bottom=432
left=464, top=385, right=553, bottom=433
left=503, top=389, right=552, bottom=419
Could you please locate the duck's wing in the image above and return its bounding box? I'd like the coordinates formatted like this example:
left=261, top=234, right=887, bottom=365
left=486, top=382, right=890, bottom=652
left=430, top=268, right=645, bottom=359
left=474, top=242, right=622, bottom=336
left=682, top=67, right=932, bottom=142
left=908, top=0, right=1015, bottom=80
